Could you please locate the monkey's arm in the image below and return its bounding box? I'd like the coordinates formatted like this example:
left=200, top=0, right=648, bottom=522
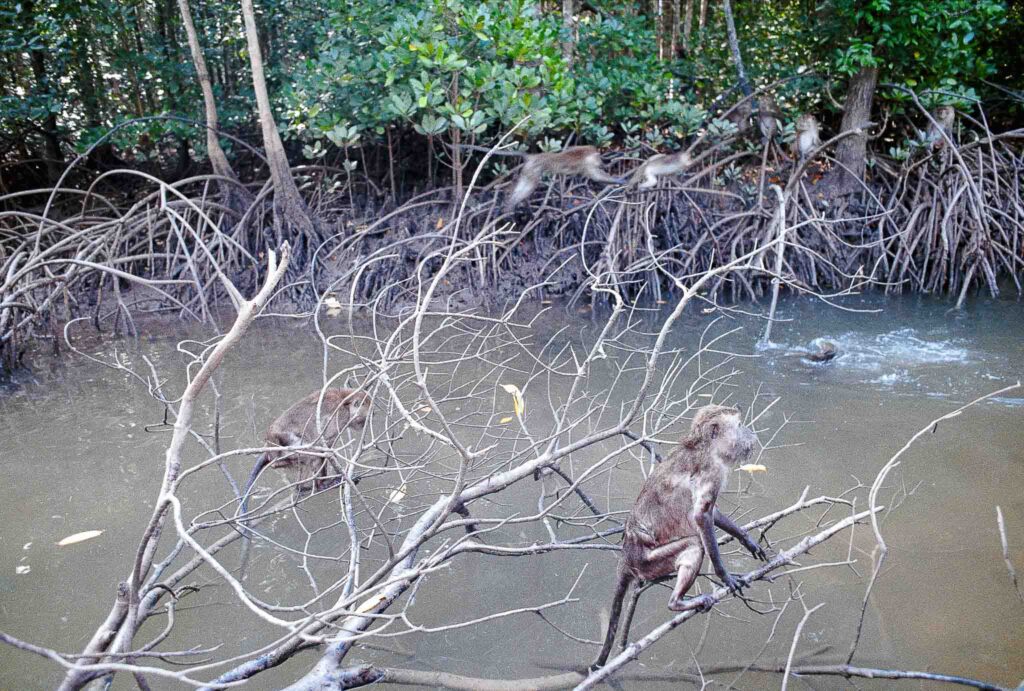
left=694, top=499, right=743, bottom=593
left=714, top=508, right=768, bottom=561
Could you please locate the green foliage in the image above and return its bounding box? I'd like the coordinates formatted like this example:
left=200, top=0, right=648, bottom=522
left=0, top=0, right=1018, bottom=178
left=826, top=0, right=1006, bottom=93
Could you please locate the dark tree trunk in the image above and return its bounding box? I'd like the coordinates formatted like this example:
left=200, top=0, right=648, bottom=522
left=28, top=49, right=62, bottom=182
left=829, top=66, right=878, bottom=197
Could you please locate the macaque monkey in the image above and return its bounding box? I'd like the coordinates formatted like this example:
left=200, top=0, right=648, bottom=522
left=723, top=99, right=752, bottom=134
left=925, top=105, right=955, bottom=150
left=593, top=405, right=767, bottom=669
left=757, top=95, right=782, bottom=142
left=634, top=151, right=693, bottom=189
left=238, top=388, right=370, bottom=523
left=791, top=113, right=822, bottom=162
left=497, top=146, right=625, bottom=209
left=804, top=339, right=838, bottom=363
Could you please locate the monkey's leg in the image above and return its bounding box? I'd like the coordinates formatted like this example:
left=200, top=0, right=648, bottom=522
left=713, top=508, right=767, bottom=560
left=667, top=542, right=710, bottom=612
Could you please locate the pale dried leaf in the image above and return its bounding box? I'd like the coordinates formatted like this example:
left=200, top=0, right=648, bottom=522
left=738, top=464, right=768, bottom=473
left=355, top=593, right=387, bottom=614
left=388, top=483, right=407, bottom=504
left=57, top=530, right=104, bottom=546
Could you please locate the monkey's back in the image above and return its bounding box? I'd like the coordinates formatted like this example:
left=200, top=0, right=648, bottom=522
left=265, top=388, right=368, bottom=465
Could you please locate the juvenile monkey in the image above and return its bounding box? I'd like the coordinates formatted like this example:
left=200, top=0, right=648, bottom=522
left=486, top=146, right=625, bottom=209
left=791, top=113, right=822, bottom=162
left=593, top=405, right=767, bottom=668
left=757, top=95, right=782, bottom=142
left=634, top=151, right=693, bottom=189
left=238, top=387, right=370, bottom=523
left=925, top=105, right=955, bottom=150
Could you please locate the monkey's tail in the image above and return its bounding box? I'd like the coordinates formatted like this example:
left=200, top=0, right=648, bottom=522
left=236, top=453, right=270, bottom=578
left=593, top=564, right=633, bottom=669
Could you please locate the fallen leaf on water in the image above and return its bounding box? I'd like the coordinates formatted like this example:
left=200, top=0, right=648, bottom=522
left=656, top=299, right=668, bottom=305
left=16, top=565, right=30, bottom=575
left=57, top=530, right=104, bottom=546
left=388, top=483, right=407, bottom=504
left=541, top=300, right=552, bottom=305
left=436, top=217, right=445, bottom=229
left=738, top=464, right=768, bottom=473
left=499, top=416, right=514, bottom=424
left=418, top=406, right=432, bottom=413
left=499, top=384, right=524, bottom=417
left=355, top=593, right=387, bottom=614
left=702, top=307, right=716, bottom=314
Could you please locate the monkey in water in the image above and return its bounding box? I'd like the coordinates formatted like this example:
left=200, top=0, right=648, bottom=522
left=238, top=388, right=370, bottom=524
left=791, top=113, right=822, bottom=162
left=804, top=339, right=838, bottom=363
left=633, top=151, right=693, bottom=190
left=925, top=105, right=955, bottom=150
left=460, top=145, right=624, bottom=209
left=593, top=405, right=767, bottom=669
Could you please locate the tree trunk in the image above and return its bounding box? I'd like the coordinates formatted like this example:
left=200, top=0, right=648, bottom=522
left=682, top=0, right=693, bottom=52
left=698, top=0, right=708, bottom=32
left=239, top=0, right=317, bottom=243
left=562, top=0, right=576, bottom=69
left=177, top=0, right=253, bottom=209
left=721, top=0, right=750, bottom=96
left=25, top=26, right=62, bottom=182
left=829, top=66, right=878, bottom=197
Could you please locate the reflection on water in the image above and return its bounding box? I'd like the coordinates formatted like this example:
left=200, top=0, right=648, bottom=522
left=0, top=292, right=1022, bottom=689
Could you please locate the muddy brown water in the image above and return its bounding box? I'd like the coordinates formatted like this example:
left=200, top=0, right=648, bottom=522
left=0, top=293, right=1022, bottom=689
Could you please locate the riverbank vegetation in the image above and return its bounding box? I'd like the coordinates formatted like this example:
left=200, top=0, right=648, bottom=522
left=2, top=0, right=1023, bottom=369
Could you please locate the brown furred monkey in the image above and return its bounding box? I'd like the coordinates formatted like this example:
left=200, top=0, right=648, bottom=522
left=925, top=105, right=955, bottom=150
left=502, top=146, right=625, bottom=209
left=791, top=113, right=822, bottom=162
left=757, top=95, right=783, bottom=142
left=633, top=151, right=693, bottom=190
left=592, top=405, right=768, bottom=669
left=238, top=387, right=370, bottom=526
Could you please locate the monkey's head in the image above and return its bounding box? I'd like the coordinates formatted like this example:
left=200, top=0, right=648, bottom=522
left=341, top=390, right=371, bottom=429
left=796, top=113, right=818, bottom=131
left=935, top=105, right=955, bottom=122
left=685, top=405, right=757, bottom=466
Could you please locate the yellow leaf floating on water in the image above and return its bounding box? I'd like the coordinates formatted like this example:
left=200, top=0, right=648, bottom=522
left=499, top=416, right=514, bottom=424
left=355, top=592, right=387, bottom=614
left=436, top=217, right=445, bottom=229
left=57, top=530, right=104, bottom=546
left=500, top=383, right=524, bottom=418
left=738, top=464, right=768, bottom=474
left=418, top=406, right=432, bottom=413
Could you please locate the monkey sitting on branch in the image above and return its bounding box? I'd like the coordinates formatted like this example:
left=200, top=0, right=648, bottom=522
left=791, top=113, right=822, bottom=163
left=592, top=405, right=768, bottom=669
left=238, top=387, right=370, bottom=524
left=924, top=105, right=955, bottom=151
left=460, top=144, right=625, bottom=209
